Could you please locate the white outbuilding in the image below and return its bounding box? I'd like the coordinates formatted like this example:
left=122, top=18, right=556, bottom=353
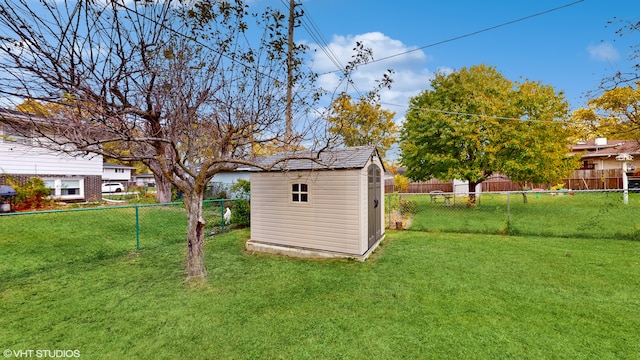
left=246, top=146, right=386, bottom=260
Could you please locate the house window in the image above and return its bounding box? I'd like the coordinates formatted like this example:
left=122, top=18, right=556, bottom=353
left=291, top=183, right=308, bottom=203
left=60, top=179, right=81, bottom=196
left=43, top=179, right=56, bottom=197
left=43, top=178, right=84, bottom=200
left=580, top=161, right=595, bottom=170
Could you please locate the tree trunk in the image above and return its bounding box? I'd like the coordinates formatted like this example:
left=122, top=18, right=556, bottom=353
left=155, top=174, right=172, bottom=203
left=184, top=190, right=207, bottom=280
left=468, top=181, right=478, bottom=205
left=144, top=159, right=172, bottom=203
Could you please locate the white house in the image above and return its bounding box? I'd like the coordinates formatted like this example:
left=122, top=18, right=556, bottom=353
left=570, top=138, right=640, bottom=170
left=0, top=109, right=103, bottom=202
left=210, top=168, right=251, bottom=198
left=132, top=173, right=155, bottom=187
left=102, top=163, right=135, bottom=183
left=246, top=146, right=385, bottom=261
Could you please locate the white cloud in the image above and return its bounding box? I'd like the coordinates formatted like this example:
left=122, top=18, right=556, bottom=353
left=308, top=32, right=434, bottom=122
left=587, top=42, right=620, bottom=62
left=310, top=32, right=428, bottom=73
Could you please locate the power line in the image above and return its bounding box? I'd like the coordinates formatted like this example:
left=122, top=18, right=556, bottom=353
left=117, top=1, right=578, bottom=125
left=320, top=0, right=585, bottom=74
left=115, top=1, right=322, bottom=125
left=295, top=0, right=584, bottom=123
left=292, top=1, right=366, bottom=97
left=289, top=1, right=343, bottom=72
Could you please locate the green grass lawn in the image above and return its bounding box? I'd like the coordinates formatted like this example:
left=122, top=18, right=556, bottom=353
left=401, top=191, right=640, bottom=240
left=1, top=208, right=639, bottom=359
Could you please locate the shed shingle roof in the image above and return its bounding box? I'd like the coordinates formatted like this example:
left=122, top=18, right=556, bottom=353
left=253, top=145, right=381, bottom=171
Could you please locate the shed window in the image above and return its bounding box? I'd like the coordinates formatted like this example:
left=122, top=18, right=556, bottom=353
left=291, top=183, right=308, bottom=202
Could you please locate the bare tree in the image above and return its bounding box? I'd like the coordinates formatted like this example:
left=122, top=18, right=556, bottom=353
left=0, top=0, right=322, bottom=281
left=600, top=17, right=640, bottom=89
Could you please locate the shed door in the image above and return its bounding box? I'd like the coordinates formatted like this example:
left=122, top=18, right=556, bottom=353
left=368, top=164, right=382, bottom=248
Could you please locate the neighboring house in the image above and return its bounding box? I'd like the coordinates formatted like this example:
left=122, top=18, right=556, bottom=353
left=132, top=173, right=155, bottom=187
left=247, top=146, right=385, bottom=261
left=570, top=138, right=640, bottom=171
left=102, top=163, right=135, bottom=183
left=0, top=109, right=102, bottom=202
left=210, top=168, right=251, bottom=197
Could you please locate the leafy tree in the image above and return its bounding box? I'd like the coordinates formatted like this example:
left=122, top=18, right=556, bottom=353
left=400, top=64, right=577, bottom=203
left=16, top=99, right=51, bottom=117
left=570, top=81, right=640, bottom=140
left=327, top=93, right=397, bottom=158
left=393, top=174, right=409, bottom=193
left=568, top=107, right=601, bottom=142
left=384, top=161, right=401, bottom=175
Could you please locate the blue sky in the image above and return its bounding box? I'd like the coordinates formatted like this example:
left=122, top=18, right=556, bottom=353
left=279, top=0, right=639, bottom=118
left=6, top=1, right=637, bottom=122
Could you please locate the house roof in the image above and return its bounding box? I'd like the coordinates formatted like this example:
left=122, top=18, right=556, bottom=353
left=0, top=108, right=31, bottom=118
left=252, top=145, right=383, bottom=172
left=578, top=140, right=640, bottom=159
left=571, top=138, right=625, bottom=152
left=0, top=108, right=51, bottom=129
left=103, top=163, right=136, bottom=170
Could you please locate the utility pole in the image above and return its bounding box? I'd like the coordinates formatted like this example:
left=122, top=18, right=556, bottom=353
left=285, top=0, right=295, bottom=149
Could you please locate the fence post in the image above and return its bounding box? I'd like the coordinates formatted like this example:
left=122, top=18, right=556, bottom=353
left=135, top=205, right=140, bottom=251
left=387, top=194, right=391, bottom=229
left=220, top=199, right=225, bottom=232
left=506, top=191, right=511, bottom=235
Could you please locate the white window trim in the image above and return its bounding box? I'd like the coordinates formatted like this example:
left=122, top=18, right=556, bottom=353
left=290, top=182, right=310, bottom=204
left=43, top=178, right=85, bottom=200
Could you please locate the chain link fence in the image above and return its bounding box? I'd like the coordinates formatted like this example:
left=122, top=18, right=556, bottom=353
left=386, top=189, right=640, bottom=240
left=0, top=199, right=244, bottom=256
left=4, top=189, right=639, bottom=267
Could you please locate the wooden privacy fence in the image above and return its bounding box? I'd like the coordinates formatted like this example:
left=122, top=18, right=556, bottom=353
left=386, top=169, right=624, bottom=193
left=385, top=178, right=453, bottom=194
left=564, top=169, right=623, bottom=190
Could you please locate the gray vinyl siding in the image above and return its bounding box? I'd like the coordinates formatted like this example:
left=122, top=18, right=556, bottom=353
left=251, top=169, right=363, bottom=254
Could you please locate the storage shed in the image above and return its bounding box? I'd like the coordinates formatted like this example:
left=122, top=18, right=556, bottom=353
left=246, top=146, right=385, bottom=260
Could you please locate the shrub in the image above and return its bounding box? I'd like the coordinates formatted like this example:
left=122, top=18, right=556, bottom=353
left=394, top=174, right=409, bottom=192
left=230, top=199, right=250, bottom=227
left=231, top=179, right=250, bottom=199
left=5, top=176, right=52, bottom=210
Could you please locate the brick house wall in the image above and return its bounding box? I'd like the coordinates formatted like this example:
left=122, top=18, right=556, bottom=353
left=0, top=174, right=102, bottom=202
